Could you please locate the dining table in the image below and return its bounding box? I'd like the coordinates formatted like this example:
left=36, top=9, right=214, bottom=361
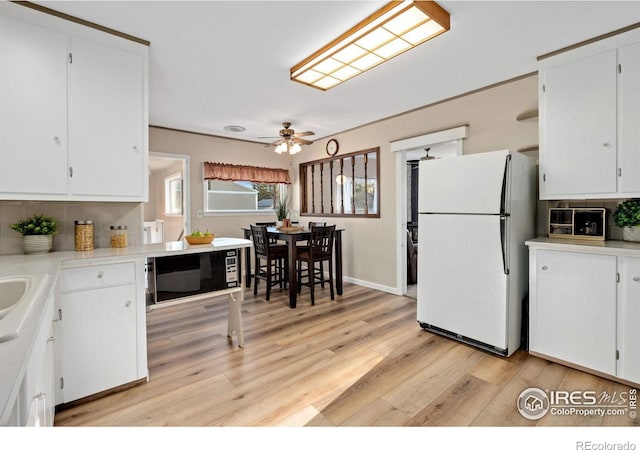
left=242, top=225, right=344, bottom=308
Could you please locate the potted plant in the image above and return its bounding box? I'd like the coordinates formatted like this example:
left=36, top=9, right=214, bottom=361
left=613, top=199, right=640, bottom=242
left=9, top=214, right=59, bottom=254
left=275, top=197, right=288, bottom=226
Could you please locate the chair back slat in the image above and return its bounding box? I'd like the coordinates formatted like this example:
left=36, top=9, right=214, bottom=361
left=250, top=224, right=270, bottom=256
left=309, top=225, right=335, bottom=257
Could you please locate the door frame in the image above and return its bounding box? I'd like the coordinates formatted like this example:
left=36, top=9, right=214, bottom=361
left=390, top=125, right=467, bottom=295
left=148, top=151, right=191, bottom=238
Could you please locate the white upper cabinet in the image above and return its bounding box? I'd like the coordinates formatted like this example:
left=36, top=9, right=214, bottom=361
left=539, top=28, right=640, bottom=200
left=68, top=37, right=145, bottom=198
left=0, top=16, right=68, bottom=195
left=618, top=42, right=640, bottom=194
left=0, top=4, right=148, bottom=202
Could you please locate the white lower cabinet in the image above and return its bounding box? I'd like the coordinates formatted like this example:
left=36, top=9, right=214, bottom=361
left=56, top=260, right=147, bottom=404
left=528, top=242, right=640, bottom=385
left=618, top=256, right=640, bottom=382
left=14, top=291, right=56, bottom=427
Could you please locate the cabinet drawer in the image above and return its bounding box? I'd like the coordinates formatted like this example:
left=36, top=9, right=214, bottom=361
left=60, top=262, right=136, bottom=292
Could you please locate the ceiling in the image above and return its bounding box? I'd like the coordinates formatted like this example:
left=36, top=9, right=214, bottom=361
left=34, top=1, right=640, bottom=145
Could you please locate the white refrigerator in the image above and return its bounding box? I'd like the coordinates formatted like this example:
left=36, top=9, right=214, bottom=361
left=416, top=149, right=536, bottom=356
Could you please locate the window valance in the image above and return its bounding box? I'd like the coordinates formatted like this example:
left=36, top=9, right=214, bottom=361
left=203, top=162, right=291, bottom=184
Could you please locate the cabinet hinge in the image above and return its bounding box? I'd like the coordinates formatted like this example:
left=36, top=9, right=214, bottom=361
left=542, top=84, right=546, bottom=93
left=69, top=166, right=73, bottom=178
left=60, top=377, right=64, bottom=389
left=616, top=350, right=620, bottom=360
left=542, top=173, right=546, bottom=182
left=618, top=168, right=622, bottom=177
left=69, top=53, right=72, bottom=64
left=618, top=64, right=622, bottom=74
left=617, top=272, right=620, bottom=283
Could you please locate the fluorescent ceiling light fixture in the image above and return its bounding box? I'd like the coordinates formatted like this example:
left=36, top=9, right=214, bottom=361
left=290, top=1, right=450, bottom=91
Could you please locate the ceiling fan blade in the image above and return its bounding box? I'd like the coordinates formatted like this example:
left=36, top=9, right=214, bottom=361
left=257, top=136, right=281, bottom=139
left=294, top=137, right=314, bottom=145
left=266, top=139, right=284, bottom=147
left=293, top=131, right=314, bottom=137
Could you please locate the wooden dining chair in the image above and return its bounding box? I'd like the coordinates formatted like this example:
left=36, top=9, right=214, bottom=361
left=296, top=225, right=335, bottom=305
left=250, top=224, right=287, bottom=301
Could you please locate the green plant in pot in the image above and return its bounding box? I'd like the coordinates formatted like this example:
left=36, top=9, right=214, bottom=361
left=276, top=197, right=288, bottom=224
left=9, top=214, right=59, bottom=254
left=613, top=199, right=640, bottom=242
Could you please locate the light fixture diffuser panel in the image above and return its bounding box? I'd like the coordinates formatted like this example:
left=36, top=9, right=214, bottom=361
left=290, top=1, right=450, bottom=90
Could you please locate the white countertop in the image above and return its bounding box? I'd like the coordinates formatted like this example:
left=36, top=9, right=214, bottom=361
left=526, top=237, right=640, bottom=257
left=0, top=237, right=252, bottom=425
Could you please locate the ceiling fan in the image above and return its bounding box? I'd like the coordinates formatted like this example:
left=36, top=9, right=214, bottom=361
left=260, top=122, right=314, bottom=154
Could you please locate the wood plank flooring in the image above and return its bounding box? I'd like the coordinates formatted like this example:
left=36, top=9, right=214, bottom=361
left=54, top=283, right=639, bottom=427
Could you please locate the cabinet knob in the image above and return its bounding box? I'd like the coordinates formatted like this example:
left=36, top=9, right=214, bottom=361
left=633, top=276, right=640, bottom=282
left=125, top=300, right=132, bottom=308
left=541, top=265, right=548, bottom=271
left=97, top=271, right=103, bottom=279
left=53, top=136, right=61, bottom=145
left=602, top=142, right=612, bottom=148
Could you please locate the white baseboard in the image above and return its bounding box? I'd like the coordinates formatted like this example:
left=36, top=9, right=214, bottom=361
left=241, top=270, right=403, bottom=297
left=341, top=275, right=401, bottom=296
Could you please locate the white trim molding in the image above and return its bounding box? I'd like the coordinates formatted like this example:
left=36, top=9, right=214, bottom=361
left=390, top=125, right=468, bottom=153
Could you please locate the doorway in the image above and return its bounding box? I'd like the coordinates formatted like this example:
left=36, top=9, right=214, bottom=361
left=145, top=152, right=190, bottom=243
left=391, top=126, right=467, bottom=297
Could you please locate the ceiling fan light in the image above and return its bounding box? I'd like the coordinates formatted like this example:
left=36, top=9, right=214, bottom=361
left=289, top=143, right=302, bottom=154
left=275, top=142, right=287, bottom=154
left=290, top=1, right=450, bottom=91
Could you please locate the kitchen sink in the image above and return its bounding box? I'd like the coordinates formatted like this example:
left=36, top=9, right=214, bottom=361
left=0, top=274, right=49, bottom=343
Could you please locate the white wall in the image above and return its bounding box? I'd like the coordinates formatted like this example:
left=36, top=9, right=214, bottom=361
left=149, top=75, right=539, bottom=292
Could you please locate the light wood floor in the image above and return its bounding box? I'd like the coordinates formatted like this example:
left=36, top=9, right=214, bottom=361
left=54, top=283, right=639, bottom=427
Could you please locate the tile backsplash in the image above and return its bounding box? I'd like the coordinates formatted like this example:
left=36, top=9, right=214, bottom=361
left=537, top=199, right=626, bottom=240
left=0, top=201, right=143, bottom=255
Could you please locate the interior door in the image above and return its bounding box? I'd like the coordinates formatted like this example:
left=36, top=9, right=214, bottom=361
left=417, top=213, right=508, bottom=349
left=418, top=150, right=508, bottom=214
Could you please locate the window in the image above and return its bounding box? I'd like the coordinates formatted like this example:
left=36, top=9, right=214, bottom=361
left=203, top=162, right=290, bottom=213
left=300, top=147, right=380, bottom=217
left=205, top=180, right=287, bottom=212
left=164, top=173, right=183, bottom=215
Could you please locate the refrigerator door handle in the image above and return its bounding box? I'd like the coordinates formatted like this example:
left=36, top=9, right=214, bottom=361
left=500, top=154, right=511, bottom=215
left=500, top=215, right=509, bottom=275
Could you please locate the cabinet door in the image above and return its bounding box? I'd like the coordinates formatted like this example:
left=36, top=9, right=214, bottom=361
left=618, top=42, right=640, bottom=194
left=59, top=284, right=137, bottom=403
left=68, top=36, right=144, bottom=199
left=0, top=16, right=68, bottom=195
left=532, top=250, right=617, bottom=375
left=618, top=257, right=640, bottom=383
left=539, top=50, right=617, bottom=198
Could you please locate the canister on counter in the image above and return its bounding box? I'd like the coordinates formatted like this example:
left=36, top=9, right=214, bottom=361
left=74, top=220, right=94, bottom=251
left=110, top=225, right=128, bottom=248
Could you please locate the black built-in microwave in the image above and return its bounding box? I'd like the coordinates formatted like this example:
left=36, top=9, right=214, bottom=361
left=147, top=249, right=239, bottom=304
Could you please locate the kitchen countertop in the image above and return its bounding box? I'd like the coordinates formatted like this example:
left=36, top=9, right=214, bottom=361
left=526, top=237, right=640, bottom=257
left=0, top=237, right=252, bottom=425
